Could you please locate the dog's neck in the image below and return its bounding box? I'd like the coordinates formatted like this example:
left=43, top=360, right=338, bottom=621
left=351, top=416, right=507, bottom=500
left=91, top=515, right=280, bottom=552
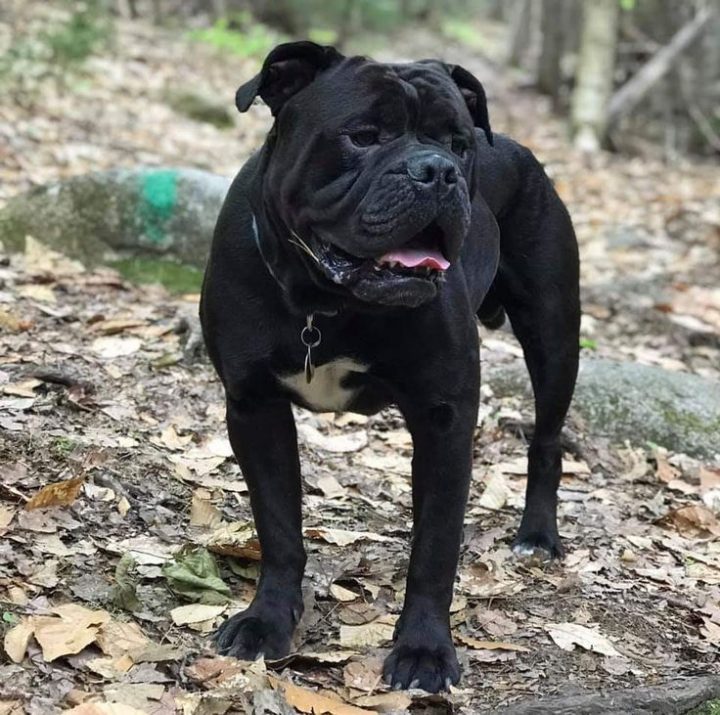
left=251, top=205, right=345, bottom=317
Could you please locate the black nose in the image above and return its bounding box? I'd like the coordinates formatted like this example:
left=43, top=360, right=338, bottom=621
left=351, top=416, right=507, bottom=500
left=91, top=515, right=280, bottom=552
left=407, top=153, right=458, bottom=187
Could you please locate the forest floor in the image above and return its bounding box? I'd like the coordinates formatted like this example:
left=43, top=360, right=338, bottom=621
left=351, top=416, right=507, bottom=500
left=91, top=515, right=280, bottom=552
left=1, top=5, right=720, bottom=715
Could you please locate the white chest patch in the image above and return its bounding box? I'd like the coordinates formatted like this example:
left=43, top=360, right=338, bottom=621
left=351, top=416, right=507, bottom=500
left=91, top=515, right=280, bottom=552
left=278, top=358, right=369, bottom=412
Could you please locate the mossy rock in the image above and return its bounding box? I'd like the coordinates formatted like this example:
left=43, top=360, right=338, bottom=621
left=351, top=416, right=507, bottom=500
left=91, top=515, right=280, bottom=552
left=486, top=358, right=720, bottom=458
left=0, top=168, right=230, bottom=268
left=164, top=89, right=234, bottom=128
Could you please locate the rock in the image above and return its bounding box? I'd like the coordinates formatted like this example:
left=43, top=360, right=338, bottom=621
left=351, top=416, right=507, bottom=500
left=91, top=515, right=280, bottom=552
left=0, top=168, right=230, bottom=268
left=486, top=358, right=720, bottom=458
left=164, top=89, right=235, bottom=128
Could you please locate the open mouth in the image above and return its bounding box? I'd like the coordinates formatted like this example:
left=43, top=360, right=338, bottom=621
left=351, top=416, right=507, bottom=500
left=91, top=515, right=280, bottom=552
left=307, top=220, right=450, bottom=288
left=374, top=221, right=450, bottom=274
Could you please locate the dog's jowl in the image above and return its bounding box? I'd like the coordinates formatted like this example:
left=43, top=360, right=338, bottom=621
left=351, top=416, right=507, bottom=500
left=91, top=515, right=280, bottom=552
left=200, top=41, right=580, bottom=692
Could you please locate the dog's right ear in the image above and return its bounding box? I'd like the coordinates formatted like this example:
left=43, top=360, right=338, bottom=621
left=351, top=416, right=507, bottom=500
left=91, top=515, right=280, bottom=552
left=236, top=41, right=343, bottom=116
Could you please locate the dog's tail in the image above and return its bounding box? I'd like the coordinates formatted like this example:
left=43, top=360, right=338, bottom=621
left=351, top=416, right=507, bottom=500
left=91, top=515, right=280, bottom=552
left=477, top=289, right=506, bottom=329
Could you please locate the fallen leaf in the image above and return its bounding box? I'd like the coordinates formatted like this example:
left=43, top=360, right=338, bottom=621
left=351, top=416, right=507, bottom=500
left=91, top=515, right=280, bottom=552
left=190, top=490, right=222, bottom=529
left=330, top=583, right=360, bottom=602
left=200, top=522, right=261, bottom=560
left=339, top=617, right=396, bottom=649
left=270, top=676, right=376, bottom=715
left=455, top=634, right=530, bottom=652
left=85, top=655, right=134, bottom=678
left=91, top=336, right=142, bottom=359
left=297, top=424, right=368, bottom=453
left=111, top=554, right=141, bottom=612
left=659, top=505, right=720, bottom=537
left=343, top=657, right=383, bottom=692
left=33, top=607, right=108, bottom=662
left=304, top=527, right=392, bottom=547
left=96, top=620, right=150, bottom=658
left=25, top=476, right=84, bottom=510
left=478, top=470, right=509, bottom=510
left=0, top=504, right=16, bottom=534
left=544, top=622, right=621, bottom=657
left=2, top=379, right=42, bottom=398
left=354, top=692, right=413, bottom=710
left=170, top=604, right=226, bottom=626
left=3, top=618, right=35, bottom=663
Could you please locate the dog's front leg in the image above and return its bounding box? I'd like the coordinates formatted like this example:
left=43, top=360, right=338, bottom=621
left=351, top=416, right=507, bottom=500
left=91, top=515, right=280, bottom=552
left=384, top=365, right=479, bottom=692
left=214, top=397, right=305, bottom=660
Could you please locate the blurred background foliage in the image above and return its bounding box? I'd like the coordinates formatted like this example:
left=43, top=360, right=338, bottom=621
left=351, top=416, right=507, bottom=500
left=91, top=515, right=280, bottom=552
left=1, top=0, right=718, bottom=155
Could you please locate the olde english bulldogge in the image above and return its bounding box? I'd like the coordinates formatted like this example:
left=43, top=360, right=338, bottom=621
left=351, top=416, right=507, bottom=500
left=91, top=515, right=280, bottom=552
left=200, top=41, right=580, bottom=692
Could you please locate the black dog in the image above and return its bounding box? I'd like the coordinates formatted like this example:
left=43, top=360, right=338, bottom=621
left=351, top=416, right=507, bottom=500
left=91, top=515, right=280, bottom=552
left=200, top=41, right=580, bottom=693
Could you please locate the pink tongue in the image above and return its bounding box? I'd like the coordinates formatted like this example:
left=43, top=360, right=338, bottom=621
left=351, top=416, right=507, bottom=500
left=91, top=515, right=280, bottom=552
left=378, top=248, right=450, bottom=271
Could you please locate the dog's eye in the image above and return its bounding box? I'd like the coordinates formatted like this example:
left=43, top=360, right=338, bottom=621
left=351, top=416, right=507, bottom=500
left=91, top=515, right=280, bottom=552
left=451, top=135, right=469, bottom=157
left=349, top=130, right=380, bottom=148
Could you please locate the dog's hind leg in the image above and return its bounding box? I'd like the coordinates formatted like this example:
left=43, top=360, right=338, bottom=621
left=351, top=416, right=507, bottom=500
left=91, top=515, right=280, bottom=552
left=492, top=168, right=580, bottom=559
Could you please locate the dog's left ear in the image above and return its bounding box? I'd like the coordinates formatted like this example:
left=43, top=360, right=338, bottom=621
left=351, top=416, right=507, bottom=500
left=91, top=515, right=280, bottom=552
left=449, top=65, right=493, bottom=146
left=236, top=41, right=343, bottom=116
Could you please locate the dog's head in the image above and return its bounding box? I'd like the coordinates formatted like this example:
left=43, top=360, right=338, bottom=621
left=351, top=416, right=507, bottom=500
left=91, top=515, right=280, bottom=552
left=238, top=41, right=492, bottom=308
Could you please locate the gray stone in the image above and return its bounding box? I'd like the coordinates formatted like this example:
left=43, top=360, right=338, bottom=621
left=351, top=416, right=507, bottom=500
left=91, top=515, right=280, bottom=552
left=0, top=167, right=230, bottom=268
left=486, top=358, right=720, bottom=458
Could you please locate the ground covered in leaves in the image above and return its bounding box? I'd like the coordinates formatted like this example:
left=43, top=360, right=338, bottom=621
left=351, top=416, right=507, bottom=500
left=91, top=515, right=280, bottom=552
left=1, top=5, right=720, bottom=715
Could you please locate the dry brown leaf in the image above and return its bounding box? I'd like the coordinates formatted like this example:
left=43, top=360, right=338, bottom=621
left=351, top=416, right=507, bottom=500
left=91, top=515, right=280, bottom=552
left=91, top=336, right=142, bottom=359
left=96, top=620, right=150, bottom=658
left=354, top=692, right=413, bottom=711
left=342, top=657, right=383, bottom=692
left=25, top=476, right=84, bottom=510
left=455, top=634, right=530, bottom=652
left=304, top=527, right=392, bottom=547
left=0, top=701, right=25, bottom=715
left=339, top=617, right=396, bottom=649
left=297, top=424, right=368, bottom=453
left=170, top=604, right=226, bottom=626
left=0, top=307, right=31, bottom=332
left=85, top=655, right=134, bottom=678
left=33, top=616, right=100, bottom=662
left=660, top=504, right=720, bottom=537
left=544, top=622, right=621, bottom=657
left=0, top=504, right=16, bottom=534
left=330, top=583, right=360, bottom=602
left=270, top=676, right=376, bottom=715
left=89, top=318, right=147, bottom=335
left=315, top=474, right=347, bottom=498
left=3, top=618, right=35, bottom=663
left=655, top=453, right=681, bottom=484
left=201, top=521, right=261, bottom=559
left=478, top=470, right=509, bottom=510
left=190, top=491, right=222, bottom=529
left=2, top=379, right=42, bottom=398
left=700, top=467, right=720, bottom=493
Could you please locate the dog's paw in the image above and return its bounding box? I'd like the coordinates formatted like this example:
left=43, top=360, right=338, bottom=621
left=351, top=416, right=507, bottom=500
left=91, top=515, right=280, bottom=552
left=214, top=607, right=294, bottom=661
left=512, top=529, right=564, bottom=562
left=383, top=638, right=460, bottom=693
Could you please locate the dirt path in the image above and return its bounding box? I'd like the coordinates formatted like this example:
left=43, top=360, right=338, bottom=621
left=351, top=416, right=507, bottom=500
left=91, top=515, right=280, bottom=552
left=1, top=9, right=719, bottom=715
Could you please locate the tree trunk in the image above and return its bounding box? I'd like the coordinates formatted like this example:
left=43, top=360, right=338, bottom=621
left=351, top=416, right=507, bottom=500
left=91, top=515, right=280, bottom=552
left=507, top=0, right=533, bottom=68
left=570, top=0, right=619, bottom=152
left=537, top=0, right=565, bottom=104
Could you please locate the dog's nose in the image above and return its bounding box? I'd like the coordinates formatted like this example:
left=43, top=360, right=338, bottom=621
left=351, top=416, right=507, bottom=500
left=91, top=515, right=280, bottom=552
left=407, top=153, right=458, bottom=187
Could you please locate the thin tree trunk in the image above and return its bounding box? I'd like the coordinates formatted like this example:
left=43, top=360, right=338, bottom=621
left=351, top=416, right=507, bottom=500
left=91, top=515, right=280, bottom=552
left=537, top=0, right=565, bottom=105
left=507, top=0, right=533, bottom=68
left=570, top=0, right=619, bottom=152
left=606, top=6, right=715, bottom=128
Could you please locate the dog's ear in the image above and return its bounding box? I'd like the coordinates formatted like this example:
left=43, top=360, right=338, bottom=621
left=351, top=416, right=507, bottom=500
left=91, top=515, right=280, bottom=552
left=236, top=41, right=343, bottom=116
left=449, top=64, right=493, bottom=146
